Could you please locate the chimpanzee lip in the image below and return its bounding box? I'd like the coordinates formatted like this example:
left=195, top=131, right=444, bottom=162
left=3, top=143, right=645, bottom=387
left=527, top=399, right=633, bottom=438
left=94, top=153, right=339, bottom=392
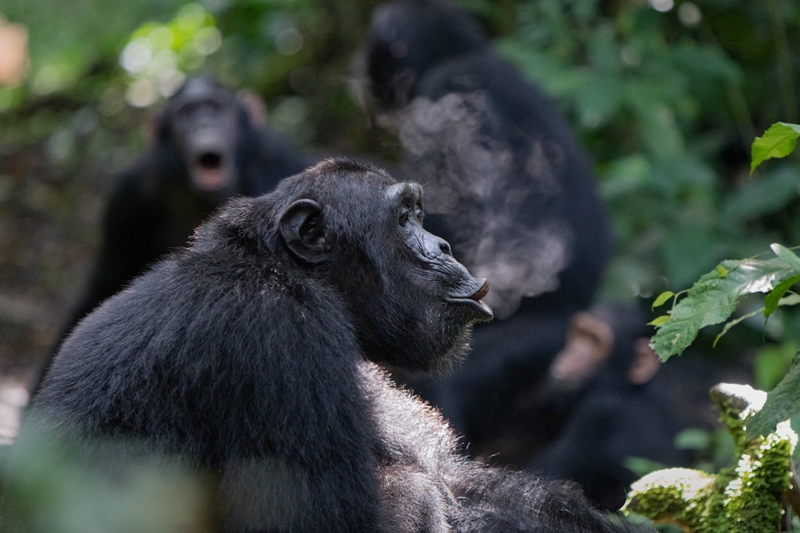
left=468, top=280, right=490, bottom=301
left=446, top=279, right=493, bottom=318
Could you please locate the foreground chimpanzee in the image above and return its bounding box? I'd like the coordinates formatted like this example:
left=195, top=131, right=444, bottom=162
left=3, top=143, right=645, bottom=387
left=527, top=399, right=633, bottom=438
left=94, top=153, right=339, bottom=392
left=35, top=76, right=309, bottom=397
left=11, top=159, right=644, bottom=532
left=365, top=0, right=612, bottom=450
left=522, top=304, right=687, bottom=511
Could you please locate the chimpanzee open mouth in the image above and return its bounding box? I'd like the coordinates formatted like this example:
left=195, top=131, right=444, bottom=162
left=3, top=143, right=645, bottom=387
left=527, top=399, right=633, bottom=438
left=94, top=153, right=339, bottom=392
left=198, top=152, right=222, bottom=170
left=194, top=152, right=229, bottom=190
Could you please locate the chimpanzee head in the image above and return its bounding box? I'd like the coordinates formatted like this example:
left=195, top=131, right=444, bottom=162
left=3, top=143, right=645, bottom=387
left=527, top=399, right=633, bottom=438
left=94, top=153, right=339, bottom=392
left=157, top=76, right=253, bottom=196
left=222, top=158, right=493, bottom=372
left=365, top=0, right=488, bottom=110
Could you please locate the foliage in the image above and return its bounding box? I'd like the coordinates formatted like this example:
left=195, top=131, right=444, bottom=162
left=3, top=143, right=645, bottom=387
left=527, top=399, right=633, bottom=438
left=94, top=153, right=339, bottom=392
left=1, top=426, right=214, bottom=533
left=492, top=0, right=800, bottom=301
left=751, top=122, right=800, bottom=175
left=649, top=254, right=797, bottom=360
left=118, top=4, right=223, bottom=108
left=748, top=355, right=800, bottom=439
left=650, top=122, right=800, bottom=438
left=624, top=384, right=797, bottom=533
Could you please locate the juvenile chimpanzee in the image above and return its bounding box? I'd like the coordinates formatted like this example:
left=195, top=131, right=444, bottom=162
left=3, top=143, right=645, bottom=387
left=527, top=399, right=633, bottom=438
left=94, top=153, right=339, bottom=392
left=35, top=76, right=309, bottom=398
left=12, top=159, right=645, bottom=532
left=522, top=304, right=687, bottom=511
left=365, top=0, right=612, bottom=451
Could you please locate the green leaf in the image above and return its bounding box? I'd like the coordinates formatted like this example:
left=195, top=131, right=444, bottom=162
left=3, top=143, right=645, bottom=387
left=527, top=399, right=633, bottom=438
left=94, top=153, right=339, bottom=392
left=716, top=264, right=729, bottom=277
left=764, top=273, right=800, bottom=318
left=779, top=293, right=800, bottom=306
left=751, top=122, right=800, bottom=175
left=623, top=457, right=666, bottom=478
left=747, top=354, right=800, bottom=438
left=652, top=291, right=674, bottom=309
left=673, top=428, right=712, bottom=451
left=721, top=165, right=800, bottom=222
left=647, top=315, right=671, bottom=326
left=650, top=258, right=797, bottom=361
left=770, top=243, right=800, bottom=270
left=754, top=342, right=797, bottom=391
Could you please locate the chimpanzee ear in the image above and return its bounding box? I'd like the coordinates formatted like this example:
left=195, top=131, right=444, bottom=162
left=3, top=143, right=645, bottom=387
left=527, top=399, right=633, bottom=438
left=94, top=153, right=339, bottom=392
left=279, top=199, right=328, bottom=264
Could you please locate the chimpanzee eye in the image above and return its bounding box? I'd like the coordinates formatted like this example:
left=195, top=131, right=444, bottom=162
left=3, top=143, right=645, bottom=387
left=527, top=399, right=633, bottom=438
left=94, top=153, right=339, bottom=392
left=399, top=211, right=410, bottom=226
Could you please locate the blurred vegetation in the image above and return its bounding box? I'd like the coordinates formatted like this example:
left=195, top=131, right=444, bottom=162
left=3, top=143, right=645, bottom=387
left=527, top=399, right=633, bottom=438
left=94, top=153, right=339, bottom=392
left=2, top=0, right=800, bottom=369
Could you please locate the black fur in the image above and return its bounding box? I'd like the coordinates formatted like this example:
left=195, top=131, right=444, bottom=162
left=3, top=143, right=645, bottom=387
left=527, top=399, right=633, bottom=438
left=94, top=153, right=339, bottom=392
left=525, top=304, right=687, bottom=511
left=364, top=361, right=647, bottom=533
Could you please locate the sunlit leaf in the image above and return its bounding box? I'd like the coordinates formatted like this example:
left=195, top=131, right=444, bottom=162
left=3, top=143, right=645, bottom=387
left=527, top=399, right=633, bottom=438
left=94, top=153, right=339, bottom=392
left=747, top=354, right=800, bottom=438
left=652, top=291, right=674, bottom=309
left=647, top=315, right=671, bottom=326
left=764, top=273, right=800, bottom=318
left=650, top=258, right=797, bottom=361
left=716, top=264, right=728, bottom=277
left=751, top=122, right=800, bottom=175
left=770, top=243, right=800, bottom=270
left=779, top=294, right=800, bottom=306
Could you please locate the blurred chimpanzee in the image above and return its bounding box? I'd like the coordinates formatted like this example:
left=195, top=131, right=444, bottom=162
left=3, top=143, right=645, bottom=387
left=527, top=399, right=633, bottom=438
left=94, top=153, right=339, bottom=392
left=520, top=304, right=687, bottom=511
left=13, top=160, right=645, bottom=533
left=37, top=76, right=308, bottom=394
left=365, top=0, right=612, bottom=451
left=65, top=76, right=308, bottom=332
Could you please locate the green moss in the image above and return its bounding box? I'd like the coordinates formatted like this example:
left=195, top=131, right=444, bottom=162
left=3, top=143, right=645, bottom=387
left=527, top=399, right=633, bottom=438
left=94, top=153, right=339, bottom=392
left=623, top=384, right=797, bottom=533
left=624, top=468, right=714, bottom=531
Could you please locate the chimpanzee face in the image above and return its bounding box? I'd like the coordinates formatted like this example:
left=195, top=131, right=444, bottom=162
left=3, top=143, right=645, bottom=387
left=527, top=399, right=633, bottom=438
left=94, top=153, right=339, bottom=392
left=277, top=162, right=493, bottom=373
left=168, top=78, right=241, bottom=195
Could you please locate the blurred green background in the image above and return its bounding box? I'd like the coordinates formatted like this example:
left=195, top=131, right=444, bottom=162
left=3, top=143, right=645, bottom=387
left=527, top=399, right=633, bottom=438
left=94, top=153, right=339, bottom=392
left=1, top=0, right=800, bottom=388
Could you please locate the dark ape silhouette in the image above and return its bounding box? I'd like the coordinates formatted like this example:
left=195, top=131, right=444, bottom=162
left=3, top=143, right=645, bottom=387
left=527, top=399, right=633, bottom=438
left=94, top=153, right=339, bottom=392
left=13, top=159, right=644, bottom=533
left=365, top=0, right=612, bottom=452
left=524, top=304, right=688, bottom=511
left=63, top=76, right=308, bottom=335
left=36, top=76, right=308, bottom=396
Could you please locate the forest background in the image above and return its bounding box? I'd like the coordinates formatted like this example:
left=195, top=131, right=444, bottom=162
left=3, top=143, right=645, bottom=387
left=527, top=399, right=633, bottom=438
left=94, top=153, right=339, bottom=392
left=1, top=0, right=800, bottom=437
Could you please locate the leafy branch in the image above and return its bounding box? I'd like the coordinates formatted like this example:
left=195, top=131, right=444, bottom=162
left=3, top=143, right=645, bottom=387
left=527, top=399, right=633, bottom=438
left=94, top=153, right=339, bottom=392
left=649, top=253, right=799, bottom=360
left=648, top=122, right=800, bottom=438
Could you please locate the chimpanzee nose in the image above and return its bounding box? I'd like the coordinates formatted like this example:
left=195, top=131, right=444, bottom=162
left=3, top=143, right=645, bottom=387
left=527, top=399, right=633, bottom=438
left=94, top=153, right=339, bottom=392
left=423, top=232, right=454, bottom=260
left=439, top=240, right=452, bottom=257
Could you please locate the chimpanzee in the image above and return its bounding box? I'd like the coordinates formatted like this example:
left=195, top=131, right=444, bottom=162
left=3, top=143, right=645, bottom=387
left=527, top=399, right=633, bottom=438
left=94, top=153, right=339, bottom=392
left=37, top=76, right=309, bottom=395
left=521, top=304, right=688, bottom=511
left=364, top=0, right=612, bottom=452
left=12, top=159, right=645, bottom=532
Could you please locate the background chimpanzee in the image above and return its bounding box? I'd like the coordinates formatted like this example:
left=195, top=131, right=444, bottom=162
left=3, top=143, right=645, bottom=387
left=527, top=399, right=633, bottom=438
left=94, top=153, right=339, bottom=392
left=11, top=159, right=644, bottom=532
left=518, top=304, right=688, bottom=511
left=365, top=0, right=613, bottom=452
left=34, top=76, right=309, bottom=394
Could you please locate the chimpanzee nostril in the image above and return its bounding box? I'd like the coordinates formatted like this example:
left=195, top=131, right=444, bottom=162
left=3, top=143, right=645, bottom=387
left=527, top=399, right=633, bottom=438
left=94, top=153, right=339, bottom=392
left=440, top=241, right=452, bottom=256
